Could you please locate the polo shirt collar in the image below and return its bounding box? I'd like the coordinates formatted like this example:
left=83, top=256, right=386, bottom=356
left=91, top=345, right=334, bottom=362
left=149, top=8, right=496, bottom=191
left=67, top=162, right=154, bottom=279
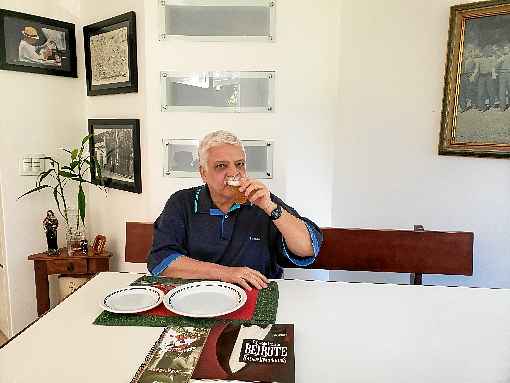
left=195, top=184, right=249, bottom=215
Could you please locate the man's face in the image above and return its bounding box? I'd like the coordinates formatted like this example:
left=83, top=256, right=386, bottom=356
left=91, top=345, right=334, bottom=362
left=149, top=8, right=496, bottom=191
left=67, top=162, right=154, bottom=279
left=200, top=144, right=246, bottom=201
left=26, top=36, right=38, bottom=45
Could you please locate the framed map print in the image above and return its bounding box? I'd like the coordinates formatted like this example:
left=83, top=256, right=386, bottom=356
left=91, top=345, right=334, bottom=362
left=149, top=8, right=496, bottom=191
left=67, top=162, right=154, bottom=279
left=83, top=11, right=137, bottom=96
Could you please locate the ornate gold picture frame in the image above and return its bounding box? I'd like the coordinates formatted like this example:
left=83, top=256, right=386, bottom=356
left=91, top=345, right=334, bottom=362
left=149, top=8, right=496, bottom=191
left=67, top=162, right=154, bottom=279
left=439, top=0, right=510, bottom=157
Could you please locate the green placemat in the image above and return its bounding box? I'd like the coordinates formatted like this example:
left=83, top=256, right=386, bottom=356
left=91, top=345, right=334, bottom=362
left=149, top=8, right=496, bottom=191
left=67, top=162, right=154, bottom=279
left=93, top=275, right=279, bottom=328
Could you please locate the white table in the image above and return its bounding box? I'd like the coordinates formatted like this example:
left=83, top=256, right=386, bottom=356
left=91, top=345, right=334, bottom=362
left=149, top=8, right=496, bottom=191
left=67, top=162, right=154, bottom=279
left=2, top=272, right=510, bottom=382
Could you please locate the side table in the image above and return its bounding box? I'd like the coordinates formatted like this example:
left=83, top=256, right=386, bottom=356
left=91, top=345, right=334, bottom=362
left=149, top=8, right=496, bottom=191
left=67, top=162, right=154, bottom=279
left=28, top=249, right=113, bottom=316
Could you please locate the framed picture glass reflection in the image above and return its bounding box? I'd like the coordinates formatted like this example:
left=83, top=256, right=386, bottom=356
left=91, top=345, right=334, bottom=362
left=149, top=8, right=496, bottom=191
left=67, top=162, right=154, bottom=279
left=0, top=8, right=77, bottom=77
left=83, top=11, right=138, bottom=96
left=440, top=1, right=510, bottom=157
left=88, top=119, right=142, bottom=194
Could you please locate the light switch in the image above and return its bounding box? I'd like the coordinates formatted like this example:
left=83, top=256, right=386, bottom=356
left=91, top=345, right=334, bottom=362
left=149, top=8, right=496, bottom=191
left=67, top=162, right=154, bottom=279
left=19, top=154, right=45, bottom=176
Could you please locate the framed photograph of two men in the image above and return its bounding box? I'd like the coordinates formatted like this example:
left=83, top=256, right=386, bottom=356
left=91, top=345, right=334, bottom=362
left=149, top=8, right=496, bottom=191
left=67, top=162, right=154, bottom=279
left=440, top=0, right=510, bottom=157
left=0, top=9, right=77, bottom=77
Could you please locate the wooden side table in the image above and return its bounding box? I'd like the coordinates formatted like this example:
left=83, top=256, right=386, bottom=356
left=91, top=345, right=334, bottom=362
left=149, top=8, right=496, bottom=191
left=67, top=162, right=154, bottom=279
left=28, top=249, right=113, bottom=316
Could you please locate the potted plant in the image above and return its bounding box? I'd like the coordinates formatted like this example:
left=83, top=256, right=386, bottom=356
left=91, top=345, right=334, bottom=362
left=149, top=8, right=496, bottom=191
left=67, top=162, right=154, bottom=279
left=19, top=134, right=105, bottom=255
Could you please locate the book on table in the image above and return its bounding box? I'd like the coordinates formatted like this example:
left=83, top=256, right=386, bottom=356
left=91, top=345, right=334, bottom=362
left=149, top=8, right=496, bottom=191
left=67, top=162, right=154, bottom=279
left=131, top=323, right=294, bottom=383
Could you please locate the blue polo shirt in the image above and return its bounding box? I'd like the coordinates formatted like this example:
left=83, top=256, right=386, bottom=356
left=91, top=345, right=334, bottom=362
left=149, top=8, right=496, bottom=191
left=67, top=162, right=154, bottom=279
left=147, top=185, right=322, bottom=278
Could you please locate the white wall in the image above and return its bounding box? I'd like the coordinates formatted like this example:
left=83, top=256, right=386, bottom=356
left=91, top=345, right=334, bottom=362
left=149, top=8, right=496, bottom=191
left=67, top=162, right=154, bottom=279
left=84, top=0, right=339, bottom=275
left=5, top=0, right=510, bottom=335
left=333, top=0, right=510, bottom=287
left=0, top=0, right=84, bottom=334
left=80, top=0, right=148, bottom=274
left=0, top=177, right=11, bottom=337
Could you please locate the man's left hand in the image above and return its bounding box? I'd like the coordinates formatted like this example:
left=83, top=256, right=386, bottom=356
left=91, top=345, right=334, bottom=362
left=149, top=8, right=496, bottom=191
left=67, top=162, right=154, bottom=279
left=239, top=178, right=275, bottom=214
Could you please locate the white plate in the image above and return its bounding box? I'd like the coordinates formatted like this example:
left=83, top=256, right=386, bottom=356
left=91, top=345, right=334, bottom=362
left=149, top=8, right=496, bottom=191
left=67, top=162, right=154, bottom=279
left=163, top=281, right=247, bottom=318
left=100, top=286, right=163, bottom=314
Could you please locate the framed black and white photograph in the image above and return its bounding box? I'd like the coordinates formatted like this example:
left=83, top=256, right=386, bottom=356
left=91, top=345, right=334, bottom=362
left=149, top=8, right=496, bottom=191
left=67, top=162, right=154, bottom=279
left=83, top=11, right=137, bottom=96
left=0, top=8, right=77, bottom=77
left=440, top=0, right=510, bottom=157
left=88, top=119, right=141, bottom=193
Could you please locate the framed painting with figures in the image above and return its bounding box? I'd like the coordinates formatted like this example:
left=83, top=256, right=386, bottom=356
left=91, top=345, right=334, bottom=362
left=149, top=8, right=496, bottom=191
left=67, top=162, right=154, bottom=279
left=88, top=119, right=141, bottom=194
left=83, top=11, right=137, bottom=96
left=0, top=8, right=77, bottom=77
left=440, top=0, right=510, bottom=157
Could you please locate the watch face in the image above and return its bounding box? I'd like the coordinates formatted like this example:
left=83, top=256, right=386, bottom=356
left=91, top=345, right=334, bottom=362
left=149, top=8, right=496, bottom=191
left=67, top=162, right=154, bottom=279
left=271, top=205, right=282, bottom=220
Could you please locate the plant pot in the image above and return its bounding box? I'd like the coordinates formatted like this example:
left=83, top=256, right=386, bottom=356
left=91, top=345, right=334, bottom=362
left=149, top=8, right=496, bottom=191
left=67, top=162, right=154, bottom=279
left=66, top=227, right=86, bottom=256
left=65, top=209, right=87, bottom=256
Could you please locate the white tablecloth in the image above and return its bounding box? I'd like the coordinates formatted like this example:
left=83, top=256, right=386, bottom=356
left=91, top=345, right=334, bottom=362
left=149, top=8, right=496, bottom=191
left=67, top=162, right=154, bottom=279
left=2, top=272, right=510, bottom=382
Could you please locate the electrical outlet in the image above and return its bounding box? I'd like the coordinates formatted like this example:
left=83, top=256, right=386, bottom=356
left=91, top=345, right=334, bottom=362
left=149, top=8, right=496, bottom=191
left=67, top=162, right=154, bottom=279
left=19, top=154, right=45, bottom=176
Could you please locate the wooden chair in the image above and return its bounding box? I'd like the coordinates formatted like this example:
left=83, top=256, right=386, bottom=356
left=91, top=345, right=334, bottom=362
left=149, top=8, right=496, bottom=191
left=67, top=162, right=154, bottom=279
left=125, top=222, right=473, bottom=285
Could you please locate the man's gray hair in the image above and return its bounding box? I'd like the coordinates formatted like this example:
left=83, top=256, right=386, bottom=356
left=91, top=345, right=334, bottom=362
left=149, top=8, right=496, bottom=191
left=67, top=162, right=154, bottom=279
left=198, top=130, right=245, bottom=167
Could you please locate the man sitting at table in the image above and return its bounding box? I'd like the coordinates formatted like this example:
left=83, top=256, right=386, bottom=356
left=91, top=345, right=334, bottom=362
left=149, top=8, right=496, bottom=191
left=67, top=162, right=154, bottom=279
left=147, top=130, right=322, bottom=290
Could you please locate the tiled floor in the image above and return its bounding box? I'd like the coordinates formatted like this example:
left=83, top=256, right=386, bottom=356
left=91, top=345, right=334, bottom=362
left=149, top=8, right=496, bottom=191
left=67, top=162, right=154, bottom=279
left=0, top=330, right=7, bottom=347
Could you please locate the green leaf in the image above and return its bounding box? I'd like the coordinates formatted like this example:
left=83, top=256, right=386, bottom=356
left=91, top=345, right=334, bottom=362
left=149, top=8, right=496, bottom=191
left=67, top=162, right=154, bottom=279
left=41, top=155, right=57, bottom=164
left=37, top=168, right=54, bottom=184
left=93, top=157, right=103, bottom=185
left=80, top=134, right=92, bottom=158
left=82, top=134, right=93, bottom=146
left=17, top=185, right=51, bottom=199
left=78, top=185, right=86, bottom=225
left=53, top=186, right=61, bottom=209
left=58, top=171, right=77, bottom=179
left=71, top=149, right=78, bottom=161
left=52, top=186, right=66, bottom=225
left=69, top=161, right=80, bottom=171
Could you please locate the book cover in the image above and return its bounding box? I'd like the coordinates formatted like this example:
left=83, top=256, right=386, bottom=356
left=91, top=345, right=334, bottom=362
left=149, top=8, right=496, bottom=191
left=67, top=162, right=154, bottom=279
left=131, top=326, right=210, bottom=383
left=192, top=323, right=294, bottom=383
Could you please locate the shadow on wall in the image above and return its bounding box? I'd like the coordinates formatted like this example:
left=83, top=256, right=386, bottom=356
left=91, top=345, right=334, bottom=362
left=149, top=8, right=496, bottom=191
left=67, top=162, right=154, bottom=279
left=0, top=175, right=11, bottom=337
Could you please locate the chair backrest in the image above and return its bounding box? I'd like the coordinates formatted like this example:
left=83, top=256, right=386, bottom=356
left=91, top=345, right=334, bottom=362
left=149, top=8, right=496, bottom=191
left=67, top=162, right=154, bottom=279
left=310, top=228, right=473, bottom=283
left=125, top=222, right=473, bottom=284
left=125, top=222, right=153, bottom=263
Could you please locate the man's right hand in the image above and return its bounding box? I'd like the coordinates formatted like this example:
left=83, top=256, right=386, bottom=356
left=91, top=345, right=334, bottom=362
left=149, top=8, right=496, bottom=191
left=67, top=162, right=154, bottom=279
left=160, top=256, right=269, bottom=291
left=218, top=265, right=269, bottom=291
left=42, top=48, right=51, bottom=60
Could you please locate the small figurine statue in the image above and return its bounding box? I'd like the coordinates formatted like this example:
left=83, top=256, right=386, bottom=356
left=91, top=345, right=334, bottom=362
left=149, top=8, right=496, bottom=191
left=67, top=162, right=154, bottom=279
left=80, top=239, right=88, bottom=255
left=43, top=210, right=59, bottom=255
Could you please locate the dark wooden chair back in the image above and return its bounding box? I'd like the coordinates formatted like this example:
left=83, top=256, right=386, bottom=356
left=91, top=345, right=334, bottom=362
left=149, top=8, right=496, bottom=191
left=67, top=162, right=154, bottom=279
left=125, top=222, right=473, bottom=285
left=125, top=222, right=153, bottom=264
left=311, top=228, right=473, bottom=284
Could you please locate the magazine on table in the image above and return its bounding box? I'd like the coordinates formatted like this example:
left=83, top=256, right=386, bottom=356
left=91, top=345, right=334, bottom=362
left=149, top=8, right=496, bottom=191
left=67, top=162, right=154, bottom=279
left=131, top=326, right=210, bottom=383
left=132, top=323, right=294, bottom=383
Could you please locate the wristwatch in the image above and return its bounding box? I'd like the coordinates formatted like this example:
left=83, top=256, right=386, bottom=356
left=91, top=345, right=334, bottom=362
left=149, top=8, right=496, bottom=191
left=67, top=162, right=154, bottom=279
left=270, top=204, right=283, bottom=220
